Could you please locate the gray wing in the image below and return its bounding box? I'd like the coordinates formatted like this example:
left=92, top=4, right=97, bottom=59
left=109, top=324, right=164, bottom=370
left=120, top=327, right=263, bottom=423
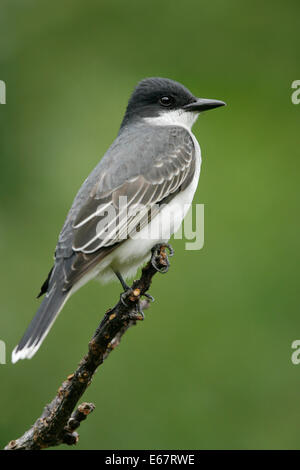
left=54, top=124, right=196, bottom=291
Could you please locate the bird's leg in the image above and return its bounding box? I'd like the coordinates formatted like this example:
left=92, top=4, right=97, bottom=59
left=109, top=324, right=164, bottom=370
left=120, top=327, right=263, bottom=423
left=151, top=243, right=174, bottom=273
left=114, top=270, right=134, bottom=306
left=114, top=270, right=130, bottom=291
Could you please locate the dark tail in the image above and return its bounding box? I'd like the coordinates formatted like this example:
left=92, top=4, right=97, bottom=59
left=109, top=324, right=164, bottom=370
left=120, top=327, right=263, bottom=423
left=12, top=285, right=69, bottom=363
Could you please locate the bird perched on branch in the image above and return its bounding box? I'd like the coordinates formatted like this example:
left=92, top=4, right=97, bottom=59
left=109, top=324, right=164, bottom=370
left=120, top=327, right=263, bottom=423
left=12, top=77, right=225, bottom=363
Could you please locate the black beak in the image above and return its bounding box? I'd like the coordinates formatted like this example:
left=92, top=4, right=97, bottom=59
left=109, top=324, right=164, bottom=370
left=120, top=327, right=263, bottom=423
left=184, top=98, right=226, bottom=112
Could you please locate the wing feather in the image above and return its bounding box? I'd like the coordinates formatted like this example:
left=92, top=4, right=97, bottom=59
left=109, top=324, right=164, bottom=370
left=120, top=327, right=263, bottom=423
left=54, top=125, right=196, bottom=290
left=72, top=129, right=195, bottom=254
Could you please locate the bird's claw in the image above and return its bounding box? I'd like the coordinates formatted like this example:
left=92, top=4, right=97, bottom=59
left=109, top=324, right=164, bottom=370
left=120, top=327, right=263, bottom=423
left=129, top=307, right=145, bottom=321
left=120, top=287, right=155, bottom=320
left=151, top=243, right=174, bottom=273
left=143, top=293, right=155, bottom=302
left=120, top=288, right=146, bottom=319
left=120, top=288, right=133, bottom=307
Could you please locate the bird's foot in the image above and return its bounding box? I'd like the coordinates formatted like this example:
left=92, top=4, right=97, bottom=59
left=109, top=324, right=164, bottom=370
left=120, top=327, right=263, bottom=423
left=120, top=287, right=134, bottom=307
left=128, top=302, right=145, bottom=321
left=120, top=288, right=144, bottom=319
left=143, top=292, right=155, bottom=302
left=120, top=286, right=155, bottom=320
left=151, top=243, right=174, bottom=273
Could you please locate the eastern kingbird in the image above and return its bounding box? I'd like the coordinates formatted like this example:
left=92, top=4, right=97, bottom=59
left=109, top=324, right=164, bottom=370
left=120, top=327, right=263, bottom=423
left=12, top=77, right=225, bottom=363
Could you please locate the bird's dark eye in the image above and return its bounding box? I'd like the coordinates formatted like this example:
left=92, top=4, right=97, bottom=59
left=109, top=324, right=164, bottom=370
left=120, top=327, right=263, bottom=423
left=159, top=96, right=173, bottom=107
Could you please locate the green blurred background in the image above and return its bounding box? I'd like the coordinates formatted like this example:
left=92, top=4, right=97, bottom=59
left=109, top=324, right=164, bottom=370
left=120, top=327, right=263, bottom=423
left=0, top=0, right=299, bottom=450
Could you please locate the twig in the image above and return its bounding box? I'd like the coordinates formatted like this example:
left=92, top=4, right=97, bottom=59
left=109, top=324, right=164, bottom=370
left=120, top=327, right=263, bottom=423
left=4, top=244, right=172, bottom=450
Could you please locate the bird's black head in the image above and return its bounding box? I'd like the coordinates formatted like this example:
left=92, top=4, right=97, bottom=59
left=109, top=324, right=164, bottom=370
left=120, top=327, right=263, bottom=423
left=121, top=77, right=225, bottom=129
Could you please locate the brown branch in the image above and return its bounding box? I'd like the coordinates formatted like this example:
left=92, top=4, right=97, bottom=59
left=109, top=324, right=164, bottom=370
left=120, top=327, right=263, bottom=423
left=4, top=244, right=172, bottom=450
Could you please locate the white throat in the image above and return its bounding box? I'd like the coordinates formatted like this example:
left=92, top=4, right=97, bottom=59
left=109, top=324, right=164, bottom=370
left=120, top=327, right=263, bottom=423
left=144, top=109, right=199, bottom=131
